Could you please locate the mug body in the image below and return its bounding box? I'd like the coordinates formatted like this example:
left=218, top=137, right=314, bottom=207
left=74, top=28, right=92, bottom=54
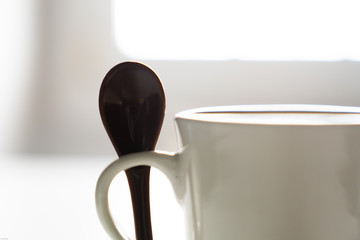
left=174, top=105, right=360, bottom=240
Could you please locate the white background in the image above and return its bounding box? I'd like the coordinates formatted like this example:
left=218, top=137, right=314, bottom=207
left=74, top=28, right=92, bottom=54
left=1, top=0, right=360, bottom=239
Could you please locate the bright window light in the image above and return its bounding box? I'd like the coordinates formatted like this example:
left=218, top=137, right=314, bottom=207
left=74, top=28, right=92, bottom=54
left=112, top=0, right=360, bottom=61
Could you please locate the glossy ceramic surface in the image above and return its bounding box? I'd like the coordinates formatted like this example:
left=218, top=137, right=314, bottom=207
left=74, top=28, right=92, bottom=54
left=97, top=105, right=360, bottom=240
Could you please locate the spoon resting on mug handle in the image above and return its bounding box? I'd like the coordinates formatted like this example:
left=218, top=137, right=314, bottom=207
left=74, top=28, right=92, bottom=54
left=99, top=62, right=165, bottom=240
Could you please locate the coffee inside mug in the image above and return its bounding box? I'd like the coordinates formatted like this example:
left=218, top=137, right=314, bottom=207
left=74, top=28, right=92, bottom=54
left=176, top=104, right=360, bottom=125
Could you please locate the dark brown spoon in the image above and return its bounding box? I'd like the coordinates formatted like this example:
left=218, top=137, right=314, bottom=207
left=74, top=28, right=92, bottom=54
left=99, top=62, right=165, bottom=240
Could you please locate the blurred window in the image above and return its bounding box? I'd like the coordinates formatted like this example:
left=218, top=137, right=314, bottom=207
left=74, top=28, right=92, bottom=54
left=112, top=0, right=360, bottom=61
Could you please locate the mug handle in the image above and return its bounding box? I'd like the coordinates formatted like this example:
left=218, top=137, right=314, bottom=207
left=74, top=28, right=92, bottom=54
left=95, top=151, right=181, bottom=240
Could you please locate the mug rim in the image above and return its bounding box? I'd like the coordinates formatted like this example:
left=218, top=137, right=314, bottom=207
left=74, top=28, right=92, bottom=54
left=175, top=104, right=360, bottom=126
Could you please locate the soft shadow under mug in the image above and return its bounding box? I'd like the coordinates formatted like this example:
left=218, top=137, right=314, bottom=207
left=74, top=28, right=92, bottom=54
left=96, top=104, right=360, bottom=240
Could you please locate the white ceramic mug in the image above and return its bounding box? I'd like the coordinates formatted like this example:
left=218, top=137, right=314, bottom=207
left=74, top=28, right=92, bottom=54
left=96, top=104, right=360, bottom=240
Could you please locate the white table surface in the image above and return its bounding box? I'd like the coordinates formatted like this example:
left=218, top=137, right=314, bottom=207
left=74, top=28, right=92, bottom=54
left=0, top=154, right=184, bottom=240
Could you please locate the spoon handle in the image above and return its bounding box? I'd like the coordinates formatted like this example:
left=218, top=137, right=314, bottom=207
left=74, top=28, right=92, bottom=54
left=99, top=62, right=165, bottom=240
left=125, top=166, right=152, bottom=240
